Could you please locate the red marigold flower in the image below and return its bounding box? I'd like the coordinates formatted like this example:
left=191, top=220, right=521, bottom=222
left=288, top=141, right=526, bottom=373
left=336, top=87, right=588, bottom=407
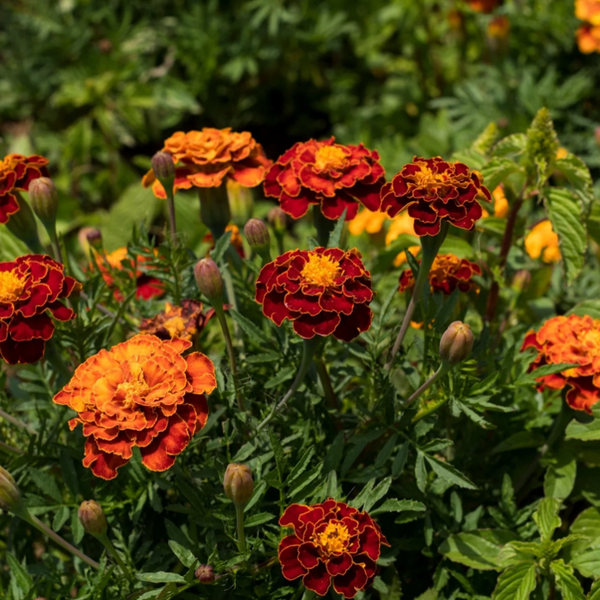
left=278, top=498, right=390, bottom=598
left=264, top=137, right=386, bottom=221
left=521, top=314, right=600, bottom=414
left=139, top=300, right=215, bottom=342
left=255, top=247, right=373, bottom=342
left=142, top=128, right=271, bottom=199
left=466, top=0, right=503, bottom=13
left=53, top=334, right=217, bottom=479
left=0, top=254, right=80, bottom=364
left=0, top=154, right=50, bottom=224
left=399, top=253, right=482, bottom=295
left=380, top=156, right=491, bottom=236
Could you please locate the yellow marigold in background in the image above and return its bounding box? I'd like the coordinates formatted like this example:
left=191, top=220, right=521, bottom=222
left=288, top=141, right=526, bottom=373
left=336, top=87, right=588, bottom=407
left=394, top=245, right=421, bottom=267
left=576, top=0, right=600, bottom=25
left=487, top=16, right=510, bottom=39
left=577, top=25, right=600, bottom=52
left=348, top=209, right=388, bottom=236
left=481, top=186, right=508, bottom=218
left=385, top=211, right=416, bottom=245
left=525, top=220, right=561, bottom=264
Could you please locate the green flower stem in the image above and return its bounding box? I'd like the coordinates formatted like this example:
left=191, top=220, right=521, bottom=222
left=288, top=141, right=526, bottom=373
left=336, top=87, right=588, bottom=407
left=235, top=504, right=247, bottom=553
left=96, top=531, right=134, bottom=578
left=313, top=205, right=335, bottom=247
left=199, top=186, right=231, bottom=243
left=385, top=223, right=448, bottom=370
left=214, top=304, right=244, bottom=412
left=0, top=440, right=24, bottom=455
left=49, top=224, right=63, bottom=265
left=6, top=193, right=44, bottom=254
left=403, top=362, right=452, bottom=408
left=163, top=183, right=177, bottom=243
left=314, top=355, right=339, bottom=411
left=0, top=408, right=37, bottom=436
left=273, top=230, right=285, bottom=256
left=412, top=396, right=450, bottom=425
left=257, top=337, right=320, bottom=431
left=17, top=508, right=100, bottom=569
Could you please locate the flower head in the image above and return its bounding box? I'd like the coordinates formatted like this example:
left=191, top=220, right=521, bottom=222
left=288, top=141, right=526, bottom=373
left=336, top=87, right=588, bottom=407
left=255, top=247, right=373, bottom=342
left=142, top=128, right=271, bottom=198
left=399, top=254, right=482, bottom=295
left=347, top=209, right=388, bottom=236
left=577, top=24, right=600, bottom=53
left=264, top=138, right=386, bottom=221
left=525, top=220, right=561, bottom=264
left=0, top=154, right=50, bottom=224
left=466, top=0, right=502, bottom=12
left=53, top=334, right=216, bottom=479
left=487, top=15, right=510, bottom=39
left=522, top=314, right=600, bottom=413
left=278, top=499, right=389, bottom=599
left=0, top=255, right=80, bottom=364
left=381, top=156, right=490, bottom=236
left=576, top=0, right=600, bottom=24
left=139, top=300, right=214, bottom=342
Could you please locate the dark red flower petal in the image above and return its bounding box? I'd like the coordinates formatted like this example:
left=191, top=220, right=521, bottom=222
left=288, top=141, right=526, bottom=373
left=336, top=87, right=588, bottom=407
left=303, top=562, right=331, bottom=596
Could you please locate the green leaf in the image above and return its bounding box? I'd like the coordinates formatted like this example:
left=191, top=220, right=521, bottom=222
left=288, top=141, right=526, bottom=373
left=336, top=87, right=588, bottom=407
left=492, top=134, right=527, bottom=157
left=571, top=507, right=600, bottom=545
left=425, top=455, right=477, bottom=490
left=6, top=553, right=33, bottom=592
left=571, top=548, right=600, bottom=579
left=29, top=468, right=62, bottom=503
left=415, top=451, right=428, bottom=493
left=392, top=442, right=409, bottom=478
left=230, top=309, right=273, bottom=348
left=518, top=362, right=577, bottom=387
left=545, top=187, right=587, bottom=284
left=287, top=448, right=315, bottom=488
left=492, top=431, right=546, bottom=454
left=264, top=365, right=295, bottom=389
left=533, top=498, right=561, bottom=541
left=439, top=530, right=517, bottom=571
left=362, top=477, right=392, bottom=513
left=244, top=512, right=276, bottom=527
left=551, top=559, right=585, bottom=600
left=544, top=449, right=577, bottom=500
left=566, top=418, right=600, bottom=442
left=438, top=235, right=474, bottom=258
left=481, top=157, right=522, bottom=191
left=210, top=229, right=232, bottom=264
left=52, top=506, right=70, bottom=532
left=327, top=208, right=347, bottom=248
left=137, top=572, right=187, bottom=584
left=371, top=498, right=426, bottom=515
left=491, top=561, right=537, bottom=600
left=555, top=154, right=595, bottom=216
left=568, top=300, right=600, bottom=320
left=168, top=540, right=197, bottom=568
left=587, top=577, right=600, bottom=599
left=350, top=478, right=375, bottom=510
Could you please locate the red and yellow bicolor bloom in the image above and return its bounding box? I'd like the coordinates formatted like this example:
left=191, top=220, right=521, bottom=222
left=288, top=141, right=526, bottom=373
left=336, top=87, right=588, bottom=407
left=576, top=0, right=600, bottom=24
left=278, top=499, right=390, bottom=599
left=139, top=299, right=215, bottom=342
left=466, top=0, right=503, bottom=12
left=522, top=314, right=600, bottom=413
left=142, top=128, right=271, bottom=198
left=92, top=247, right=164, bottom=301
left=524, top=220, right=561, bottom=264
left=0, top=154, right=50, bottom=224
left=381, top=156, right=491, bottom=236
left=264, top=138, right=386, bottom=221
left=0, top=255, right=80, bottom=364
left=399, top=253, right=482, bottom=295
left=255, top=248, right=373, bottom=342
left=53, top=334, right=217, bottom=479
left=577, top=24, right=600, bottom=53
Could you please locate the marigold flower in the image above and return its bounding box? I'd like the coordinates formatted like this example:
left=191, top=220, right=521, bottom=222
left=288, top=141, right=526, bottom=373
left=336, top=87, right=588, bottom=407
left=577, top=24, right=600, bottom=53
left=139, top=300, right=214, bottom=342
left=255, top=247, right=373, bottom=342
left=466, top=0, right=502, bottom=12
left=264, top=138, right=386, bottom=222
left=576, top=0, right=600, bottom=25
left=381, top=156, right=490, bottom=236
left=522, top=314, right=600, bottom=413
left=524, top=220, right=561, bottom=264
left=481, top=186, right=509, bottom=218
left=348, top=209, right=388, bottom=236
left=142, top=128, right=271, bottom=198
left=385, top=211, right=417, bottom=245
left=0, top=255, right=80, bottom=364
left=394, top=245, right=421, bottom=267
left=278, top=498, right=390, bottom=599
left=399, top=253, right=482, bottom=295
left=487, top=15, right=510, bottom=38
left=0, top=154, right=50, bottom=224
left=53, top=334, right=216, bottom=479
left=92, top=248, right=164, bottom=301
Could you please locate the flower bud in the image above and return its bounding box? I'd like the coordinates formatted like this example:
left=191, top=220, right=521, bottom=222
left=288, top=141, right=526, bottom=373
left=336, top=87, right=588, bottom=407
left=224, top=463, right=254, bottom=506
left=28, top=177, right=58, bottom=225
left=194, top=258, right=224, bottom=302
left=78, top=500, right=107, bottom=536
left=151, top=151, right=175, bottom=181
left=439, top=321, right=474, bottom=365
left=0, top=466, right=21, bottom=513
left=86, top=228, right=103, bottom=251
left=244, top=218, right=270, bottom=251
left=195, top=564, right=215, bottom=584
left=268, top=206, right=287, bottom=233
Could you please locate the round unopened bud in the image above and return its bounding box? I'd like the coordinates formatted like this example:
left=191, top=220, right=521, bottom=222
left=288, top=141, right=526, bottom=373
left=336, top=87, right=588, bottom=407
left=194, top=258, right=224, bottom=302
left=244, top=218, right=270, bottom=250
left=267, top=206, right=287, bottom=233
left=0, top=466, right=21, bottom=513
left=195, top=564, right=215, bottom=584
left=78, top=500, right=107, bottom=536
left=439, top=321, right=474, bottom=365
left=29, top=177, right=59, bottom=224
left=151, top=151, right=175, bottom=181
left=224, top=463, right=254, bottom=506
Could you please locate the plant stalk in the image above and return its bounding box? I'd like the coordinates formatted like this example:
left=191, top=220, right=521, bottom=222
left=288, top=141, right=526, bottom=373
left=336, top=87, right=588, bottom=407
left=314, top=355, right=339, bottom=411
left=0, top=408, right=37, bottom=435
left=214, top=304, right=244, bottom=411
left=403, top=362, right=451, bottom=408
left=313, top=205, right=335, bottom=247
left=97, top=531, right=134, bottom=577
left=235, top=504, right=247, bottom=553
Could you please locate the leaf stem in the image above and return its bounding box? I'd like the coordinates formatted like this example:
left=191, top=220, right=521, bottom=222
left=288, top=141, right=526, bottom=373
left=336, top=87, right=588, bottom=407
left=403, top=362, right=451, bottom=409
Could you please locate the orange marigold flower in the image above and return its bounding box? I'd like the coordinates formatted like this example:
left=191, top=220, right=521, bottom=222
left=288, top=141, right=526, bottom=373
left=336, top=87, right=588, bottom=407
left=203, top=224, right=245, bottom=258
left=0, top=255, right=80, bottom=364
left=347, top=209, right=388, bottom=236
left=399, top=253, right=482, bottom=295
left=487, top=15, right=510, bottom=39
left=522, top=314, right=600, bottom=413
left=92, top=248, right=164, bottom=301
left=0, top=154, right=50, bottom=224
left=264, top=137, right=386, bottom=221
left=142, top=128, right=271, bottom=199
left=255, top=247, right=373, bottom=342
left=481, top=186, right=509, bottom=219
left=577, top=24, right=600, bottom=52
left=466, top=0, right=502, bottom=12
left=278, top=499, right=390, bottom=598
left=139, top=300, right=214, bottom=342
left=380, top=156, right=490, bottom=236
left=576, top=0, right=600, bottom=25
left=524, top=220, right=561, bottom=264
left=53, top=334, right=216, bottom=479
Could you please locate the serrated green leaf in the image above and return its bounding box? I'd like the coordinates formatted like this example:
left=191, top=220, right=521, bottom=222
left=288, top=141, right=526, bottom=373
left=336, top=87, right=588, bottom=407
left=425, top=455, right=477, bottom=490
left=29, top=468, right=62, bottom=503
left=555, top=154, right=595, bottom=216
left=137, top=572, right=187, bottom=584
left=362, top=477, right=392, bottom=513
left=551, top=559, right=585, bottom=600
left=371, top=498, right=426, bottom=515
left=327, top=208, right=347, bottom=248
left=482, top=157, right=522, bottom=191
left=568, top=300, right=600, bottom=320
left=587, top=577, right=600, bottom=599
left=566, top=418, right=600, bottom=442
left=168, top=540, right=197, bottom=568
left=491, top=561, right=537, bottom=600
left=230, top=309, right=273, bottom=348
left=533, top=498, right=561, bottom=541
left=244, top=512, right=276, bottom=527
left=492, top=134, right=527, bottom=157
left=52, top=505, right=70, bottom=532
left=264, top=365, right=295, bottom=389
left=571, top=548, right=600, bottom=579
left=544, top=449, right=576, bottom=499
left=440, top=530, right=517, bottom=571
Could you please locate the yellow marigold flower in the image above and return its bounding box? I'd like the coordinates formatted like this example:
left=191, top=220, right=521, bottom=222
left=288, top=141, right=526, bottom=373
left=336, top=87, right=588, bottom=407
left=556, top=147, right=569, bottom=160
left=525, top=220, right=561, bottom=263
left=577, top=24, right=600, bottom=53
left=139, top=300, right=214, bottom=342
left=385, top=211, right=416, bottom=246
left=393, top=245, right=421, bottom=267
left=348, top=209, right=388, bottom=236
left=481, top=186, right=509, bottom=218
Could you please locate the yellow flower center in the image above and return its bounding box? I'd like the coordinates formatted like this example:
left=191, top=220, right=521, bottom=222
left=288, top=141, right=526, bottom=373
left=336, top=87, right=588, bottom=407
left=314, top=146, right=347, bottom=172
left=0, top=270, right=25, bottom=303
left=415, top=164, right=446, bottom=187
left=163, top=315, right=188, bottom=339
left=116, top=363, right=150, bottom=408
left=315, top=522, right=351, bottom=555
left=301, top=254, right=340, bottom=287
